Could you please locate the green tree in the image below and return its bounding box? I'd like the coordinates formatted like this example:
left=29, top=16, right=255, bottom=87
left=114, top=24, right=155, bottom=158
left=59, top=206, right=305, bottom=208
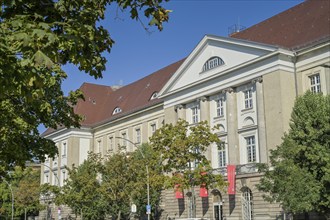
left=149, top=119, right=226, bottom=197
left=258, top=92, right=330, bottom=218
left=100, top=152, right=134, bottom=219
left=0, top=0, right=171, bottom=170
left=56, top=153, right=106, bottom=220
left=125, top=143, right=166, bottom=219
left=0, top=166, right=43, bottom=218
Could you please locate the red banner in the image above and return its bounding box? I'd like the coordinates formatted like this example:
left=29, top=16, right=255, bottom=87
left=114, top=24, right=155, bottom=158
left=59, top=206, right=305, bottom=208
left=175, top=184, right=184, bottom=199
left=227, top=165, right=236, bottom=195
left=200, top=184, right=208, bottom=197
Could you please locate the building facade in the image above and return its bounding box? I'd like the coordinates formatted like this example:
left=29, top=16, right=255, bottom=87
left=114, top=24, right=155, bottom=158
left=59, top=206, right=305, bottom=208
left=41, top=1, right=330, bottom=219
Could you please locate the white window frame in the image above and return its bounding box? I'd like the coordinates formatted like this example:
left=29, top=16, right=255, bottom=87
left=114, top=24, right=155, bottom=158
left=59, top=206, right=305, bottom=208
left=309, top=73, right=321, bottom=93
left=135, top=127, right=141, bottom=145
left=96, top=139, right=102, bottom=154
left=121, top=132, right=127, bottom=147
left=53, top=173, right=58, bottom=186
left=239, top=130, right=259, bottom=164
left=244, top=89, right=253, bottom=109
left=44, top=173, right=49, bottom=184
left=62, top=142, right=67, bottom=158
left=107, top=135, right=114, bottom=152
left=113, top=107, right=122, bottom=115
left=245, top=136, right=256, bottom=163
left=216, top=97, right=225, bottom=117
left=61, top=169, right=66, bottom=186
left=191, top=106, right=199, bottom=124
left=151, top=123, right=157, bottom=135
left=218, top=142, right=226, bottom=167
left=242, top=187, right=253, bottom=220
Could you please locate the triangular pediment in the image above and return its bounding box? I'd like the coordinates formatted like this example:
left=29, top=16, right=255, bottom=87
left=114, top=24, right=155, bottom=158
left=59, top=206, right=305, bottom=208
left=159, top=35, right=278, bottom=97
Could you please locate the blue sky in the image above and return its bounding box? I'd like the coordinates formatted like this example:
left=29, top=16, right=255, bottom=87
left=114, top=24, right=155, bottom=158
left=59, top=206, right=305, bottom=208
left=61, top=0, right=303, bottom=94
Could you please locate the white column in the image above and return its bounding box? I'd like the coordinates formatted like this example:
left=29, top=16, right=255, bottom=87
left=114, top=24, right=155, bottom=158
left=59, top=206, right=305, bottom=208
left=225, top=88, right=239, bottom=165
left=253, top=77, right=268, bottom=163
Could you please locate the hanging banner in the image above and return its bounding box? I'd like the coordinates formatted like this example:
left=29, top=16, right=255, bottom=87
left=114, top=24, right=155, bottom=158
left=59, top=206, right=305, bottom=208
left=227, top=165, right=236, bottom=195
left=175, top=184, right=184, bottom=199
left=200, top=183, right=208, bottom=197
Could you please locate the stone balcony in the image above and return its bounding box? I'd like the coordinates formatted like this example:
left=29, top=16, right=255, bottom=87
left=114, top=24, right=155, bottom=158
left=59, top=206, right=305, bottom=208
left=212, top=163, right=259, bottom=177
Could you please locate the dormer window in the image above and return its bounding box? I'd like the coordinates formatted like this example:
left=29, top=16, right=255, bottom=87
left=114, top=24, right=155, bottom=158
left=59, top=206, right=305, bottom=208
left=202, top=56, right=224, bottom=72
left=113, top=107, right=122, bottom=115
left=150, top=92, right=158, bottom=100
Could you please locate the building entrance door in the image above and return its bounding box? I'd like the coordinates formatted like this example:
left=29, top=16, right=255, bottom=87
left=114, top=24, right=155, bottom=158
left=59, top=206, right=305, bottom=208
left=213, top=190, right=223, bottom=220
left=214, top=203, right=223, bottom=220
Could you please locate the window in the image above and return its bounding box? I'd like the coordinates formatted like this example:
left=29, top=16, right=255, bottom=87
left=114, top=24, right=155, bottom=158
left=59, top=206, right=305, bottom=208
left=97, top=140, right=102, bottom=154
left=45, top=174, right=49, bottom=184
left=192, top=106, right=199, bottom=124
left=216, top=98, right=224, bottom=117
left=62, top=142, right=67, bottom=158
left=202, top=56, right=225, bottom=71
left=218, top=143, right=226, bottom=167
left=135, top=128, right=141, bottom=144
left=242, top=187, right=253, bottom=220
left=113, top=107, right=122, bottom=115
left=190, top=147, right=201, bottom=169
left=310, top=74, right=321, bottom=93
left=108, top=136, right=114, bottom=152
left=150, top=92, right=158, bottom=100
left=246, top=136, right=256, bottom=163
left=53, top=173, right=58, bottom=186
left=151, top=124, right=157, bottom=135
left=244, top=89, right=253, bottom=109
left=61, top=170, right=66, bottom=186
left=122, top=132, right=127, bottom=147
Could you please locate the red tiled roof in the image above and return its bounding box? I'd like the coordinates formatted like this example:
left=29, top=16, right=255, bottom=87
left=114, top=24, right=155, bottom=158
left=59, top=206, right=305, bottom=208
left=93, top=58, right=185, bottom=126
left=42, top=59, right=184, bottom=136
left=231, top=0, right=330, bottom=49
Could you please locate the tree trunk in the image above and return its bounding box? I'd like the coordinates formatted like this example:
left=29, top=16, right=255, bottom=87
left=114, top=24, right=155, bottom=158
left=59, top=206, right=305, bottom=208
left=117, top=210, right=121, bottom=220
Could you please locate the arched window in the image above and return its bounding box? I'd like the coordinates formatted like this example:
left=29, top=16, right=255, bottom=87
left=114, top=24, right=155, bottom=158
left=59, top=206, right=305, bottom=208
left=202, top=56, right=225, bottom=72
left=112, top=107, right=122, bottom=115
left=212, top=190, right=224, bottom=220
left=241, top=187, right=253, bottom=220
left=150, top=92, right=158, bottom=100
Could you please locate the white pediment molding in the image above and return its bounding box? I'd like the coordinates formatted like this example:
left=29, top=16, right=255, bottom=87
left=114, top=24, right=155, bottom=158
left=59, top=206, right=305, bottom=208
left=159, top=35, right=287, bottom=99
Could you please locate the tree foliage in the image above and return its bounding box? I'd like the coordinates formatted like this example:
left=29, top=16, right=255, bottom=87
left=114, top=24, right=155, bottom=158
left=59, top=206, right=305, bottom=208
left=56, top=153, right=106, bottom=220
left=0, top=166, right=43, bottom=218
left=149, top=120, right=226, bottom=192
left=0, top=0, right=171, bottom=170
left=258, top=92, right=330, bottom=217
left=58, top=144, right=165, bottom=219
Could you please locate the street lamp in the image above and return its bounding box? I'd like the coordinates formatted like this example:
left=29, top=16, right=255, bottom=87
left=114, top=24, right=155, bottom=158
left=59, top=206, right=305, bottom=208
left=115, top=137, right=150, bottom=220
left=0, top=177, right=14, bottom=220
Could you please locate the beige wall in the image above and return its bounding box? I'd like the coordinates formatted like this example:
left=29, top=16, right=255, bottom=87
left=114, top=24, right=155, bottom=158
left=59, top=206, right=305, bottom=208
left=263, top=70, right=295, bottom=154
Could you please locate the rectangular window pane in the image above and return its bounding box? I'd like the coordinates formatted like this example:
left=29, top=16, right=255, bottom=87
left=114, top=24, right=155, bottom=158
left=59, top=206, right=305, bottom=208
left=246, top=136, right=256, bottom=163
left=136, top=128, right=141, bottom=144
left=218, top=143, right=226, bottom=167
left=108, top=137, right=113, bottom=151
left=244, top=89, right=253, bottom=109
left=216, top=98, right=224, bottom=117
left=122, top=133, right=127, bottom=146
left=192, top=106, right=199, bottom=123
left=151, top=124, right=156, bottom=134
left=310, top=74, right=321, bottom=93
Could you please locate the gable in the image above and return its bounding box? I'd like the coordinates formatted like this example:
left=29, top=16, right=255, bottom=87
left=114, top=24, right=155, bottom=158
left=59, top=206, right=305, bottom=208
left=160, top=35, right=277, bottom=96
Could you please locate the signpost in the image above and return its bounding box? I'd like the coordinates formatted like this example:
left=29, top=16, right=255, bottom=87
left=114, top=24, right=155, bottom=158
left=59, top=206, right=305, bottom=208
left=146, top=205, right=151, bottom=215
left=131, top=204, right=137, bottom=213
